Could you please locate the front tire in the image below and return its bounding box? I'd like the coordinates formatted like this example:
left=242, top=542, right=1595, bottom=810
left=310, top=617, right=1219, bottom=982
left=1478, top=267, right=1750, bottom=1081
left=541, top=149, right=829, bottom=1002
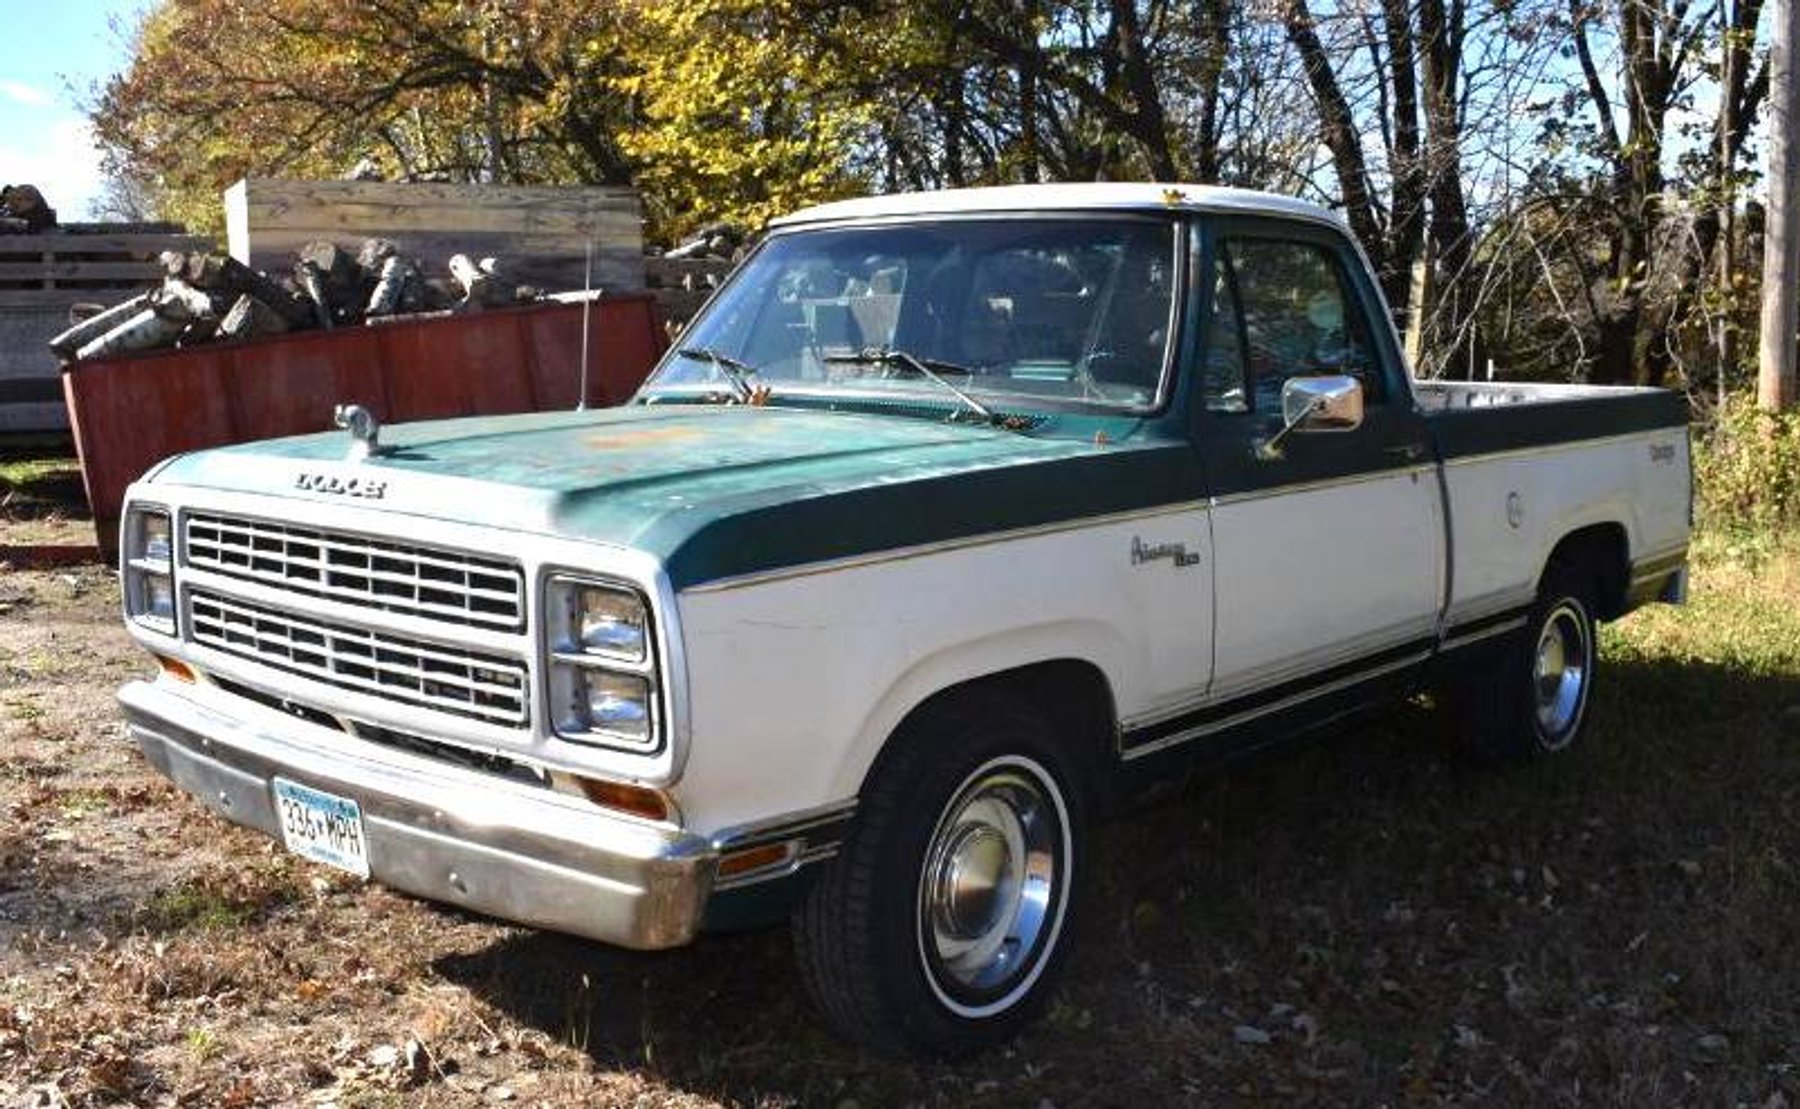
left=793, top=693, right=1083, bottom=1056
left=1457, top=559, right=1599, bottom=761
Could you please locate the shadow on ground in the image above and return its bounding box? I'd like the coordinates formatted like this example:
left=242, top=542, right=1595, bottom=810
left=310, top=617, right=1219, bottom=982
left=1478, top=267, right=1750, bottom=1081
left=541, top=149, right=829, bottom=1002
left=437, top=652, right=1800, bottom=1106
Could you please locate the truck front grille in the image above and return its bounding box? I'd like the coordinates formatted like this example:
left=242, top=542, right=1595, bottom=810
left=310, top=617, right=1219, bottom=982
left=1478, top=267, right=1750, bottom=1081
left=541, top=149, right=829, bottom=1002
left=189, top=589, right=528, bottom=727
left=184, top=513, right=524, bottom=631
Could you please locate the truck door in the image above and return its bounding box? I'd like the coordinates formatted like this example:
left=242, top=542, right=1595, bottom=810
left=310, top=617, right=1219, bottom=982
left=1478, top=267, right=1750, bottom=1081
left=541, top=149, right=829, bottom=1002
left=1186, top=218, right=1445, bottom=734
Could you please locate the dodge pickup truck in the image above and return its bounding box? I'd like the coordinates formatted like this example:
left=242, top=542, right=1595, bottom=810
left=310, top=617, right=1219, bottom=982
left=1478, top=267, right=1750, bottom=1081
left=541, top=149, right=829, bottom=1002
left=115, top=183, right=1690, bottom=1055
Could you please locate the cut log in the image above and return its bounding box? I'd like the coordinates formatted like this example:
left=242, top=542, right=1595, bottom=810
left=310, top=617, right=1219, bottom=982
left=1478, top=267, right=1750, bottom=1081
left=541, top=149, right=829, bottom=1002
left=449, top=252, right=514, bottom=309
left=356, top=237, right=400, bottom=273
left=47, top=292, right=153, bottom=361
left=365, top=255, right=418, bottom=317
left=294, top=262, right=335, bottom=330
left=297, top=239, right=368, bottom=323
left=73, top=309, right=185, bottom=361
left=217, top=293, right=294, bottom=340
left=153, top=280, right=220, bottom=322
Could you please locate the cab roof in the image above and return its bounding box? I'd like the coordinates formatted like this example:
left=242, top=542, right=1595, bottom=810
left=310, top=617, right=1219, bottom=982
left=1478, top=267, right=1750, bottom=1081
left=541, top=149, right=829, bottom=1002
left=769, top=183, right=1346, bottom=230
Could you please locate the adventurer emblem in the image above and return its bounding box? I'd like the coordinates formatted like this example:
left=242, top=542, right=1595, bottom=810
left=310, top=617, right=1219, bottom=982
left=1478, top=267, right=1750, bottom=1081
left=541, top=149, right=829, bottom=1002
left=1131, top=536, right=1200, bottom=568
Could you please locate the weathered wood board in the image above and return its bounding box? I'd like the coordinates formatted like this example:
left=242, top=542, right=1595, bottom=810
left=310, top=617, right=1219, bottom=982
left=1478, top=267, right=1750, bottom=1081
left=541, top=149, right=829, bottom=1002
left=224, top=179, right=645, bottom=295
left=0, top=227, right=209, bottom=434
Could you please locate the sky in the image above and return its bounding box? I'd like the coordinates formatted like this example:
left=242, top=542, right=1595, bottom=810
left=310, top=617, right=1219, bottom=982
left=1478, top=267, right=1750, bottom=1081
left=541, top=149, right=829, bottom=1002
left=0, top=1, right=147, bottom=221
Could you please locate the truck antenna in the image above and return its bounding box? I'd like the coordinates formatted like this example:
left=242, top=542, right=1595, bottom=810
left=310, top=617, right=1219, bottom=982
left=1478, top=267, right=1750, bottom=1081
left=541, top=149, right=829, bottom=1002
left=577, top=233, right=594, bottom=411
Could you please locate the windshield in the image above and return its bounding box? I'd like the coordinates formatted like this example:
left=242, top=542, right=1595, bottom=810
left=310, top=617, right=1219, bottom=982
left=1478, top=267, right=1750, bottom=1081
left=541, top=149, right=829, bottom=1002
left=644, top=217, right=1182, bottom=413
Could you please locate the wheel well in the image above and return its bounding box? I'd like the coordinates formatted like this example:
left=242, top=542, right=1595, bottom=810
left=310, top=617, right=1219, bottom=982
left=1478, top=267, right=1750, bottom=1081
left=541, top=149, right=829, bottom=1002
left=863, top=659, right=1119, bottom=815
left=1545, top=523, right=1629, bottom=619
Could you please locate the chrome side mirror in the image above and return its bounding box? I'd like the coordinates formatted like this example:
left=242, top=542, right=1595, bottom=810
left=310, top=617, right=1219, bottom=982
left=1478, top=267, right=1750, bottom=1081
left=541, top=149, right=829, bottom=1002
left=1283, top=375, right=1364, bottom=431
left=1255, top=375, right=1365, bottom=460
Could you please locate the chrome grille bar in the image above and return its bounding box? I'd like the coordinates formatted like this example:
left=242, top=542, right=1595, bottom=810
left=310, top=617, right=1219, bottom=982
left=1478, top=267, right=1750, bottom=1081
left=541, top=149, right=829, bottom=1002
left=189, top=589, right=528, bottom=727
left=184, top=513, right=524, bottom=630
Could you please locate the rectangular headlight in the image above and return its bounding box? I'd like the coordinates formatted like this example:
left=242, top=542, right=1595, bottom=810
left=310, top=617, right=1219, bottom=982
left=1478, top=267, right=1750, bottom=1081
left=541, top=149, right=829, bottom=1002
left=141, top=513, right=172, bottom=563
left=544, top=574, right=660, bottom=752
left=549, top=664, right=657, bottom=749
left=579, top=670, right=654, bottom=745
left=549, top=578, right=649, bottom=663
left=124, top=507, right=176, bottom=634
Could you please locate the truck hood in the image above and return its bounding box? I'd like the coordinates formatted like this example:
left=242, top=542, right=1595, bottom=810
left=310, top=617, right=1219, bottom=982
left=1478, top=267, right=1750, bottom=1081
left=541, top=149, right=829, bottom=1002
left=150, top=404, right=1200, bottom=589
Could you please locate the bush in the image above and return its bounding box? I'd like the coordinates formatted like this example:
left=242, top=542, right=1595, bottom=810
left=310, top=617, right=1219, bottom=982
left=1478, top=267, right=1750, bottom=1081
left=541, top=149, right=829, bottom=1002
left=1693, top=397, right=1800, bottom=532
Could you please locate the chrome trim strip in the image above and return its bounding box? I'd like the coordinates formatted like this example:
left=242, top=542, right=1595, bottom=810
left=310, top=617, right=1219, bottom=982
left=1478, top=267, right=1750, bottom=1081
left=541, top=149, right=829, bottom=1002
left=711, top=798, right=859, bottom=852
left=681, top=497, right=1212, bottom=595
left=1441, top=588, right=1537, bottom=632
left=1440, top=616, right=1529, bottom=652
left=709, top=799, right=858, bottom=891
left=1127, top=616, right=1438, bottom=731
left=1122, top=650, right=1431, bottom=760
left=1208, top=463, right=1439, bottom=508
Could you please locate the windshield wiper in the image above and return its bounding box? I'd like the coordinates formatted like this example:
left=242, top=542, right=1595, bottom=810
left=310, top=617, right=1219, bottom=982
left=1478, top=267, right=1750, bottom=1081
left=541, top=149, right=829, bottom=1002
left=674, top=346, right=758, bottom=403
left=821, top=347, right=995, bottom=424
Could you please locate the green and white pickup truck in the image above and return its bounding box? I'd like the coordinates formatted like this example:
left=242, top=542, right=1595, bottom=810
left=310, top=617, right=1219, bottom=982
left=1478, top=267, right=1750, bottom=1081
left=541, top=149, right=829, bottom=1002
left=116, top=183, right=1691, bottom=1054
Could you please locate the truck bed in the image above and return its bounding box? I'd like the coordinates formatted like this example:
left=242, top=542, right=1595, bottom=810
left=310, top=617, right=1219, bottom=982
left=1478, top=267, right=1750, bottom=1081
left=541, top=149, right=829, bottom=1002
left=1415, top=380, right=1689, bottom=458
left=1416, top=380, right=1691, bottom=629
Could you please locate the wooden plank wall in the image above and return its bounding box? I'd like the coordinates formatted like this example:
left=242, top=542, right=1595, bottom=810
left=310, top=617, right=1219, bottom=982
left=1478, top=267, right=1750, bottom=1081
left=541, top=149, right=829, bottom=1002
left=1, top=227, right=209, bottom=433
left=224, top=179, right=645, bottom=295
left=0, top=231, right=208, bottom=292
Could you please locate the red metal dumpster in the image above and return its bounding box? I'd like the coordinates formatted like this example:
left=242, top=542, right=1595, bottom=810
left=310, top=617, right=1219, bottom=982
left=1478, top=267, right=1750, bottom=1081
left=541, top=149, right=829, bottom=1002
left=62, top=293, right=665, bottom=548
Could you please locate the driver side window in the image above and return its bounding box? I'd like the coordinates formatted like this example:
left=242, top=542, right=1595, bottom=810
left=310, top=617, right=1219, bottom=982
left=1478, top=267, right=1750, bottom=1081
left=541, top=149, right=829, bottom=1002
left=1203, top=237, right=1381, bottom=414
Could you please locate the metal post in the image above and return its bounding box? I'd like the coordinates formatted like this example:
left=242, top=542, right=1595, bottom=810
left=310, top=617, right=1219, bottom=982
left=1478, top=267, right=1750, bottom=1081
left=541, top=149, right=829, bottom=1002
left=577, top=234, right=594, bottom=411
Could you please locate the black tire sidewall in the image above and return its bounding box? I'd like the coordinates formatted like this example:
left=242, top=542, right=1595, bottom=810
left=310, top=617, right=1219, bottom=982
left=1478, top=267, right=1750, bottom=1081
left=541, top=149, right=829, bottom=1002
left=1521, top=573, right=1598, bottom=755
left=863, top=698, right=1085, bottom=1054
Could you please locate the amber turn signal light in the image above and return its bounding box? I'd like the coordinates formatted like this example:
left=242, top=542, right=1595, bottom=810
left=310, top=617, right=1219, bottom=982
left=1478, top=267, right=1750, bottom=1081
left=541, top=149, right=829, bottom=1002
left=156, top=655, right=197, bottom=683
left=573, top=776, right=671, bottom=822
left=717, top=841, right=796, bottom=879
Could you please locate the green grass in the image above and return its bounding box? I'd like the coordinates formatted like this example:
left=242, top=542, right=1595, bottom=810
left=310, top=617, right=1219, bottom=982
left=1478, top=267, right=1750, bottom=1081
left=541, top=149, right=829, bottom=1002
left=0, top=457, right=78, bottom=488
left=138, top=864, right=302, bottom=934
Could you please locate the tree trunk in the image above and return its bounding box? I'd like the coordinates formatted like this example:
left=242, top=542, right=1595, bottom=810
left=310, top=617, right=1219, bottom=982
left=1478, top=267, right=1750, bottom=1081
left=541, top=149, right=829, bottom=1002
left=1285, top=0, right=1390, bottom=290
left=1417, top=0, right=1477, bottom=377
left=1762, top=0, right=1800, bottom=409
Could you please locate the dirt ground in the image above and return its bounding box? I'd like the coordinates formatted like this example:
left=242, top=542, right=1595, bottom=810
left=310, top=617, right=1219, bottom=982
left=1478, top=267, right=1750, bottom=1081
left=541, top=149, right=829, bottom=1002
left=4, top=457, right=1799, bottom=1107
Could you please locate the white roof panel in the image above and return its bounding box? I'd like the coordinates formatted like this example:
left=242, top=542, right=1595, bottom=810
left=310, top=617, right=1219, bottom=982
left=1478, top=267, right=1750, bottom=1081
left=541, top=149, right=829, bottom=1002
left=769, top=183, right=1345, bottom=229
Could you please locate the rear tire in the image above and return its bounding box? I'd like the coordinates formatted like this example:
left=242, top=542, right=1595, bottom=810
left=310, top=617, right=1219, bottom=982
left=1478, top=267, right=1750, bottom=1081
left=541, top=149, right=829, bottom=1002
left=792, top=692, right=1083, bottom=1057
left=1456, top=559, right=1599, bottom=762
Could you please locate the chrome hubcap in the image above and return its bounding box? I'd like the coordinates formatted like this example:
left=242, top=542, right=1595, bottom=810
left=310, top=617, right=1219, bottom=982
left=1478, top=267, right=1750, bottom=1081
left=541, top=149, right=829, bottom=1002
left=1533, top=601, right=1590, bottom=746
left=918, top=757, right=1068, bottom=1017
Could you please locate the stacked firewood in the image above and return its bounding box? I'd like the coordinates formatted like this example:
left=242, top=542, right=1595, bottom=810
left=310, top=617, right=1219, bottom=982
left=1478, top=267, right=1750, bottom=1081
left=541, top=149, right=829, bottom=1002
left=50, top=238, right=541, bottom=363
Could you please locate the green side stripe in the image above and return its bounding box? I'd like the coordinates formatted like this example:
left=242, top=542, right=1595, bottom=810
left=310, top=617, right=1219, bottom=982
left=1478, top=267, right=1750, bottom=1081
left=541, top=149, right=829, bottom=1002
left=659, top=443, right=1205, bottom=590
left=1427, top=389, right=1688, bottom=459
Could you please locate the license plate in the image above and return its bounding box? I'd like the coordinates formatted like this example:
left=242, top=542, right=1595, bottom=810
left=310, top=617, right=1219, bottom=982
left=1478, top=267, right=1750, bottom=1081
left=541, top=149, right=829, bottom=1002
left=272, top=778, right=370, bottom=878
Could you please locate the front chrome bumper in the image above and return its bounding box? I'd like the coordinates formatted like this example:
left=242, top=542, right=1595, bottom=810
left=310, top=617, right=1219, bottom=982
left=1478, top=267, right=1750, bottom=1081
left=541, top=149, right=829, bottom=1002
left=118, top=678, right=717, bottom=950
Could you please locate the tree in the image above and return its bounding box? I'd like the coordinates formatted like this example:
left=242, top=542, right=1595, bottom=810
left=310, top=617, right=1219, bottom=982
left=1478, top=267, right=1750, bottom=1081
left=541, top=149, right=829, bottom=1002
left=92, top=0, right=637, bottom=234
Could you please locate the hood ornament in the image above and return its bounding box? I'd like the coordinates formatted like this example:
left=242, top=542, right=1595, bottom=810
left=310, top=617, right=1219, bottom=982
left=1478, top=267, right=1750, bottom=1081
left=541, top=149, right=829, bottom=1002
left=333, top=403, right=384, bottom=461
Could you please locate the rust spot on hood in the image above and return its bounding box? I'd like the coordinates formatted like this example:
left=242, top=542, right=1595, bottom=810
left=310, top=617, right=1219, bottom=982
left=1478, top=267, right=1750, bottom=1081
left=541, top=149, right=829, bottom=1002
left=584, top=425, right=704, bottom=450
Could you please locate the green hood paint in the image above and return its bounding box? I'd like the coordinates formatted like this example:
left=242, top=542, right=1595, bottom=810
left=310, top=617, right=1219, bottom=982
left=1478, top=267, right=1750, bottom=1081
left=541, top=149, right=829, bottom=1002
left=152, top=404, right=1204, bottom=589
